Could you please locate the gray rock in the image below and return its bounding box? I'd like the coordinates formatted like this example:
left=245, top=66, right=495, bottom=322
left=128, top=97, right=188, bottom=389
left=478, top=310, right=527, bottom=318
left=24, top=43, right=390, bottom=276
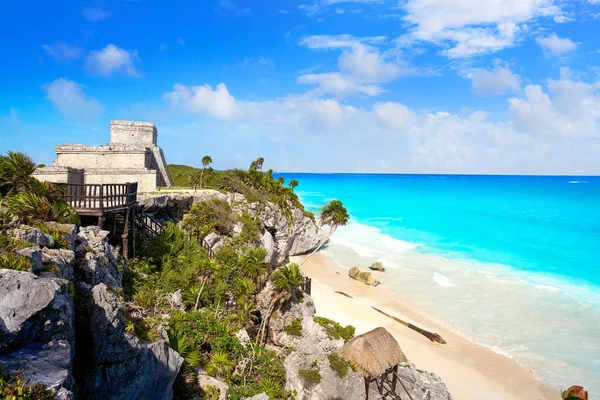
left=284, top=318, right=365, bottom=400
left=260, top=230, right=276, bottom=265
left=394, top=362, right=453, bottom=400
left=288, top=209, right=328, bottom=257
left=169, top=289, right=185, bottom=310
left=15, top=246, right=42, bottom=272
left=0, top=340, right=73, bottom=399
left=76, top=227, right=122, bottom=289
left=246, top=393, right=271, bottom=400
left=86, top=341, right=183, bottom=400
left=204, top=232, right=224, bottom=253
left=197, top=369, right=229, bottom=400
left=0, top=270, right=73, bottom=353
left=88, top=283, right=141, bottom=364
left=41, top=248, right=76, bottom=280
left=235, top=329, right=251, bottom=346
left=12, top=226, right=55, bottom=248
left=264, top=289, right=316, bottom=348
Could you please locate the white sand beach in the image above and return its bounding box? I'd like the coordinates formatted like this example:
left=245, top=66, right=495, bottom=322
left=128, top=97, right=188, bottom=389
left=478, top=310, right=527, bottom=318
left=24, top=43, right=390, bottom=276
left=293, top=253, right=560, bottom=400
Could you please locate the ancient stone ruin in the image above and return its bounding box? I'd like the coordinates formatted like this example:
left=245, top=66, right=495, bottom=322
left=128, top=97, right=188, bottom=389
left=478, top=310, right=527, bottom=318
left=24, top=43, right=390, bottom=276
left=33, top=120, right=173, bottom=193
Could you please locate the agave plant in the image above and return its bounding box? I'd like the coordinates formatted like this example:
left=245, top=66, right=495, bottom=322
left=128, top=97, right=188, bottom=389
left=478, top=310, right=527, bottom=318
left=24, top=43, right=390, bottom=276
left=206, top=351, right=233, bottom=378
left=258, top=377, right=284, bottom=398
left=167, top=329, right=201, bottom=368
left=5, top=192, right=53, bottom=223
left=0, top=151, right=36, bottom=195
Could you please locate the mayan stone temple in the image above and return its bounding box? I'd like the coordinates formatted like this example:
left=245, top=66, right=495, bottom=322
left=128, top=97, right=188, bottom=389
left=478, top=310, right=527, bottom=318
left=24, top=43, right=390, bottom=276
left=33, top=120, right=173, bottom=193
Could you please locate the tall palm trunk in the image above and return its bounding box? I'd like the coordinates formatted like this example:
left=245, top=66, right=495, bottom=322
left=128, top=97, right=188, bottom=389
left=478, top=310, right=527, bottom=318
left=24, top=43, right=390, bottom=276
left=299, top=224, right=335, bottom=266
left=200, top=168, right=205, bottom=188
left=256, top=291, right=287, bottom=346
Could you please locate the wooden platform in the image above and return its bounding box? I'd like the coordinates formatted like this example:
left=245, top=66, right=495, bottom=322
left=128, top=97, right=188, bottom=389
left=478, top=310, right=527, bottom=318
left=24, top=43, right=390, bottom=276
left=65, top=183, right=138, bottom=216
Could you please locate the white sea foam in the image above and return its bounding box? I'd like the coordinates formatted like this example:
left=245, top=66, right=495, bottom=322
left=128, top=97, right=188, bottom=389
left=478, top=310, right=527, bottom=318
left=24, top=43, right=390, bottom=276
left=432, top=272, right=457, bottom=287
left=382, top=235, right=419, bottom=252
left=534, top=284, right=560, bottom=292
left=568, top=180, right=590, bottom=184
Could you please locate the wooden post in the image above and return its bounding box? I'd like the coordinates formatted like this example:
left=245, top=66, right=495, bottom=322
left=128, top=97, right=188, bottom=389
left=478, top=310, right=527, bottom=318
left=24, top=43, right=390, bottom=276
left=132, top=206, right=136, bottom=258
left=365, top=379, right=370, bottom=400
left=123, top=208, right=130, bottom=259
left=392, top=365, right=398, bottom=396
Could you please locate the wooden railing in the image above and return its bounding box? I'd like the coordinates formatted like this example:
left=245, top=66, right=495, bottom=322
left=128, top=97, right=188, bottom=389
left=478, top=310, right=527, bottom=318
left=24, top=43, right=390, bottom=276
left=300, top=277, right=312, bottom=296
left=135, top=210, right=164, bottom=237
left=65, top=183, right=138, bottom=215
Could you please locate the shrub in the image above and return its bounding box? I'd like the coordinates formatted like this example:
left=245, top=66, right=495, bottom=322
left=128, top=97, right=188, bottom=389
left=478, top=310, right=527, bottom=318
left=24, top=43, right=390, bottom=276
left=0, top=365, right=54, bottom=400
left=182, top=199, right=235, bottom=241
left=258, top=377, right=284, bottom=399
left=313, top=317, right=355, bottom=343
left=5, top=193, right=53, bottom=224
left=284, top=318, right=303, bottom=337
left=206, top=351, right=234, bottom=378
left=328, top=352, right=350, bottom=378
left=298, top=369, right=321, bottom=386
left=200, top=384, right=220, bottom=400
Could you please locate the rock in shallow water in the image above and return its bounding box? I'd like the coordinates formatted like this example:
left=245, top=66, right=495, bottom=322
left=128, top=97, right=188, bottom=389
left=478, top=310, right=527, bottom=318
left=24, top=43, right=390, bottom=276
left=369, top=261, right=385, bottom=272
left=349, top=266, right=379, bottom=286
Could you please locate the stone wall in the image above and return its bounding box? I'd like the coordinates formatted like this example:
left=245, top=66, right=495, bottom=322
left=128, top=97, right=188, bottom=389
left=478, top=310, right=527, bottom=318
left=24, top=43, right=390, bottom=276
left=110, top=120, right=157, bottom=145
left=83, top=169, right=159, bottom=193
left=32, top=166, right=84, bottom=185
left=55, top=145, right=150, bottom=170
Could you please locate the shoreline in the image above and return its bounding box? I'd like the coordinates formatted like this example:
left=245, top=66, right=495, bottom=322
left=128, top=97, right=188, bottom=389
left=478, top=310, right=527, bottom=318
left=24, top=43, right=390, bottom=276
left=292, top=253, right=560, bottom=400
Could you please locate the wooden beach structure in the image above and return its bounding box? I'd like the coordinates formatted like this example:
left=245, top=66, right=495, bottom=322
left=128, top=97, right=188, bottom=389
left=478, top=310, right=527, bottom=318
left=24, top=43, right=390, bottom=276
left=64, top=182, right=163, bottom=257
left=339, top=327, right=409, bottom=399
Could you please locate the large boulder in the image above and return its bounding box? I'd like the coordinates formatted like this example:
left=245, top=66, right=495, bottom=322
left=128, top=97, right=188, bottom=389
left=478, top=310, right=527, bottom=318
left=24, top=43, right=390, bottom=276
left=349, top=267, right=379, bottom=286
left=288, top=209, right=327, bottom=256
left=394, top=362, right=453, bottom=400
left=41, top=248, right=76, bottom=280
left=15, top=246, right=43, bottom=272
left=204, top=232, right=224, bottom=253
left=0, top=270, right=73, bottom=353
left=284, top=318, right=365, bottom=400
left=0, top=270, right=74, bottom=398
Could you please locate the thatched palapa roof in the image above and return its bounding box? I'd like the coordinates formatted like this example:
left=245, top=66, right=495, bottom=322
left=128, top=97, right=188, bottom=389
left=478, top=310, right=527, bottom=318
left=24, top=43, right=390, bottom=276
left=339, top=327, right=407, bottom=379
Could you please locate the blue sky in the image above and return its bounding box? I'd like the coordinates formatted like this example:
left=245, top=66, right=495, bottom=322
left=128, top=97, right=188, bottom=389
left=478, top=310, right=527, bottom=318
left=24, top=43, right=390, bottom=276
left=1, top=0, right=600, bottom=174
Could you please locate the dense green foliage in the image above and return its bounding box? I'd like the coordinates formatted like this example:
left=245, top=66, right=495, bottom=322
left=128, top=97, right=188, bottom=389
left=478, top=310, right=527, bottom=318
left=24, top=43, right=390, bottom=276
left=313, top=317, right=355, bottom=343
left=0, top=152, right=79, bottom=226
left=298, top=369, right=322, bottom=386
left=168, top=164, right=200, bottom=187
left=182, top=199, right=235, bottom=242
left=0, top=365, right=54, bottom=400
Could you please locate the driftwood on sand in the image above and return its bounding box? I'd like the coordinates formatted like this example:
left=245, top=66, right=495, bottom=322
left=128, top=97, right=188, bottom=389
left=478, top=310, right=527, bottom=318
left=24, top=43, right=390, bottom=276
left=372, top=306, right=446, bottom=344
left=334, top=291, right=353, bottom=298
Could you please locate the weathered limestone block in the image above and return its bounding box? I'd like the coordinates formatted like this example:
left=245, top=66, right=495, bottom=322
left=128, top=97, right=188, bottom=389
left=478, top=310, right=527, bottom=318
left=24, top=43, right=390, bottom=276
left=288, top=208, right=327, bottom=256
left=41, top=248, right=76, bottom=280
left=260, top=230, right=276, bottom=265
left=15, top=246, right=43, bottom=272
left=197, top=369, right=229, bottom=400
left=43, top=222, right=78, bottom=250
left=12, top=226, right=54, bottom=248
left=75, top=226, right=122, bottom=289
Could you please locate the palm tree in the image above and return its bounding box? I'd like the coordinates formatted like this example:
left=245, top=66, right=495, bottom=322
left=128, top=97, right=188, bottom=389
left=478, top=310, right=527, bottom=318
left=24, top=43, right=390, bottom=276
left=249, top=157, right=265, bottom=172
left=194, top=258, right=220, bottom=311
left=0, top=151, right=36, bottom=195
left=300, top=200, right=349, bottom=266
left=289, top=179, right=298, bottom=191
left=200, top=155, right=212, bottom=188
left=277, top=177, right=284, bottom=185
left=256, top=264, right=304, bottom=345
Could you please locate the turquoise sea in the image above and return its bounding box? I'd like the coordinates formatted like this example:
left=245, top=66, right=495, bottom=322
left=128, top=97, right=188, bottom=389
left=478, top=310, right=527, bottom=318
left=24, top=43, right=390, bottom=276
left=278, top=173, right=600, bottom=393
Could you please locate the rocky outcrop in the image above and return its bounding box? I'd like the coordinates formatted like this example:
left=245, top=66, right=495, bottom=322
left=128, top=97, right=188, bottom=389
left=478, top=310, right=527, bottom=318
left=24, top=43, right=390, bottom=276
left=11, top=226, right=55, bottom=247
left=0, top=269, right=74, bottom=399
left=394, top=362, right=453, bottom=400
left=15, top=246, right=43, bottom=272
left=81, top=283, right=183, bottom=399
left=138, top=192, right=327, bottom=267
left=204, top=232, right=224, bottom=254
left=284, top=318, right=365, bottom=400
left=349, top=266, right=379, bottom=286
left=75, top=226, right=122, bottom=289
left=369, top=262, right=385, bottom=272
left=246, top=393, right=270, bottom=400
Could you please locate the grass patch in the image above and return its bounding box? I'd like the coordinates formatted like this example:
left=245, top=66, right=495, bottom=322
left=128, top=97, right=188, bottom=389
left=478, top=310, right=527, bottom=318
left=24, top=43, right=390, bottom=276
left=284, top=317, right=303, bottom=337
left=298, top=369, right=321, bottom=386
left=313, top=317, right=355, bottom=343
left=328, top=352, right=350, bottom=378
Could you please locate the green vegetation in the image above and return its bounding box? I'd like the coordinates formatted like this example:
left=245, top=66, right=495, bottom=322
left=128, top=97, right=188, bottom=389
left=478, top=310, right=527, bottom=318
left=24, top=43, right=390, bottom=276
left=0, top=365, right=54, bottom=400
left=300, top=199, right=349, bottom=266
left=327, top=352, right=351, bottom=378
left=313, top=317, right=355, bottom=343
left=0, top=252, right=31, bottom=271
left=284, top=317, right=303, bottom=337
left=182, top=199, right=235, bottom=242
left=168, top=164, right=200, bottom=187
left=298, top=369, right=322, bottom=386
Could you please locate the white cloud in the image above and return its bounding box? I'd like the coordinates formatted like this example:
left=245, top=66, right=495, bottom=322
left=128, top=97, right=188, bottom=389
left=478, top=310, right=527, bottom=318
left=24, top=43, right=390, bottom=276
left=337, top=45, right=400, bottom=82
left=43, top=78, right=103, bottom=122
left=279, top=9, right=290, bottom=14
left=81, top=7, right=111, bottom=22
left=85, top=44, right=140, bottom=77
left=535, top=33, right=577, bottom=57
left=401, top=0, right=561, bottom=58
left=163, top=83, right=239, bottom=119
left=300, top=34, right=386, bottom=50
left=243, top=56, right=274, bottom=69
left=157, top=74, right=600, bottom=174
left=299, top=0, right=381, bottom=16
left=40, top=42, right=81, bottom=61
left=464, top=63, right=521, bottom=95
left=298, top=72, right=384, bottom=97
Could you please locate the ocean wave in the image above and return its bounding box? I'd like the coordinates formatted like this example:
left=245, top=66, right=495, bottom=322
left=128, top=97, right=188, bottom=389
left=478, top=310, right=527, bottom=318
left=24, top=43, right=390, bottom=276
left=432, top=272, right=457, bottom=287
left=330, top=236, right=380, bottom=258
left=534, top=284, right=560, bottom=292
left=568, top=180, right=590, bottom=184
